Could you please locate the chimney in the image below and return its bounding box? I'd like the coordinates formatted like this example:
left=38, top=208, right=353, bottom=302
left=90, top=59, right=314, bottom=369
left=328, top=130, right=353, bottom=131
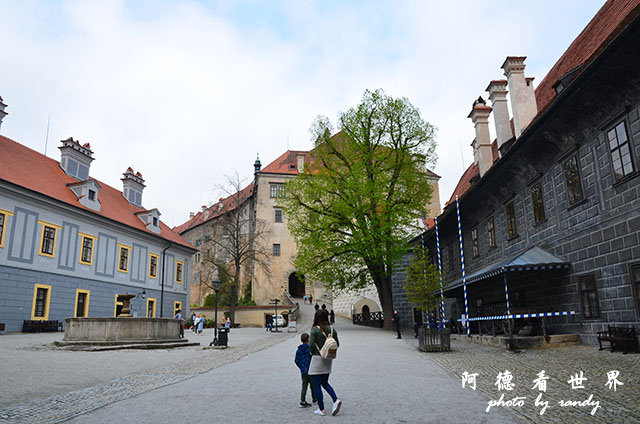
left=202, top=205, right=210, bottom=219
left=59, top=137, right=94, bottom=180
left=297, top=154, right=305, bottom=173
left=486, top=80, right=512, bottom=153
left=502, top=56, right=537, bottom=138
left=189, top=212, right=195, bottom=220
left=468, top=97, right=493, bottom=177
left=0, top=96, right=7, bottom=130
left=121, top=167, right=145, bottom=207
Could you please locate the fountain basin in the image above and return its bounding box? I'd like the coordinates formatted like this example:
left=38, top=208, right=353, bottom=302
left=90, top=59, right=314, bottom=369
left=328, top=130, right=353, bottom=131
left=63, top=317, right=181, bottom=344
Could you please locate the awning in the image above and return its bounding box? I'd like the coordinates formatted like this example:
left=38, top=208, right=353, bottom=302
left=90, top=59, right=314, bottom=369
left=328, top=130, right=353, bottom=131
left=445, top=246, right=570, bottom=291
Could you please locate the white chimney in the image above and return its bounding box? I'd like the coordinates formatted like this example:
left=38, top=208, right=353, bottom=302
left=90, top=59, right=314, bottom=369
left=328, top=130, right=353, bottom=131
left=59, top=137, right=94, bottom=180
left=189, top=212, right=195, bottom=219
left=297, top=154, right=305, bottom=173
left=121, top=167, right=145, bottom=207
left=502, top=56, right=537, bottom=138
left=468, top=97, right=493, bottom=177
left=0, top=96, right=7, bottom=130
left=486, top=80, right=513, bottom=153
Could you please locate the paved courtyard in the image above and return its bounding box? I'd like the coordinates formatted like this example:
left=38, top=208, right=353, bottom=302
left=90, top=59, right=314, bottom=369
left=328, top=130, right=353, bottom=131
left=0, top=304, right=637, bottom=423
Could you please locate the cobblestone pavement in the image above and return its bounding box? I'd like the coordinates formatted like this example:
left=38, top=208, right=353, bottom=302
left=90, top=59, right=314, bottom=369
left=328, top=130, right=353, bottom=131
left=416, top=334, right=640, bottom=423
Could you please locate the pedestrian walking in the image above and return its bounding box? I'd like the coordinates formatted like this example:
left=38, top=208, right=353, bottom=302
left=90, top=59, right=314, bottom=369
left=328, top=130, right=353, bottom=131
left=174, top=309, right=185, bottom=339
left=266, top=314, right=273, bottom=332
left=190, top=312, right=196, bottom=332
left=195, top=314, right=204, bottom=335
left=294, top=332, right=317, bottom=408
left=309, top=309, right=342, bottom=416
left=308, top=294, right=313, bottom=304
left=413, top=321, right=419, bottom=339
left=429, top=313, right=437, bottom=330
left=392, top=309, right=401, bottom=339
left=329, top=310, right=335, bottom=324
left=303, top=295, right=307, bottom=304
left=314, top=303, right=320, bottom=311
left=321, top=304, right=326, bottom=310
left=224, top=316, right=231, bottom=329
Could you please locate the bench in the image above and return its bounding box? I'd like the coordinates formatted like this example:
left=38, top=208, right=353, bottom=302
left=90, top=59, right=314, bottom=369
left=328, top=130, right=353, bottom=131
left=597, top=326, right=639, bottom=354
left=22, top=320, right=64, bottom=333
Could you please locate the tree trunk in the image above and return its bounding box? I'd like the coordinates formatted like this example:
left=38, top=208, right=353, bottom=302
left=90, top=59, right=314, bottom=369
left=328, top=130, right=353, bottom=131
left=228, top=264, right=241, bottom=324
left=374, top=275, right=395, bottom=331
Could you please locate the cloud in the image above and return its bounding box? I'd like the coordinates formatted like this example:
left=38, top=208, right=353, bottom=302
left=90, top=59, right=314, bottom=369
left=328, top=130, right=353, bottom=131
left=0, top=0, right=605, bottom=227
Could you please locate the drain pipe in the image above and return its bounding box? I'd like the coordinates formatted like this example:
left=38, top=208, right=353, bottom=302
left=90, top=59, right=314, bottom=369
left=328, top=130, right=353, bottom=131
left=160, top=241, right=173, bottom=317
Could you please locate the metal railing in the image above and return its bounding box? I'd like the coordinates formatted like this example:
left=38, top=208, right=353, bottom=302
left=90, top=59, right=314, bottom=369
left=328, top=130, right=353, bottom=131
left=352, top=312, right=384, bottom=328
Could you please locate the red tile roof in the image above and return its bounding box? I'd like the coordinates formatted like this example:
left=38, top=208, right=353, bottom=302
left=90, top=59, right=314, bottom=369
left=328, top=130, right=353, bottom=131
left=260, top=150, right=309, bottom=175
left=0, top=135, right=194, bottom=250
left=173, top=182, right=254, bottom=234
left=535, top=0, right=640, bottom=114
left=445, top=0, right=640, bottom=207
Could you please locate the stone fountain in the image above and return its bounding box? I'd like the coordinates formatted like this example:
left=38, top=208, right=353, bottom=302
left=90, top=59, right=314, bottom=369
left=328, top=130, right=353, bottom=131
left=59, top=293, right=197, bottom=349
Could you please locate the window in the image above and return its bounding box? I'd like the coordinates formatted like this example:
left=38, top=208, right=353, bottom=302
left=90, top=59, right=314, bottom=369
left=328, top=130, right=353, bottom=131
left=175, top=261, right=184, bottom=283
left=563, top=156, right=584, bottom=206
left=471, top=228, right=479, bottom=258
left=487, top=217, right=496, bottom=248
left=148, top=253, right=159, bottom=278
left=75, top=289, right=90, bottom=317
left=118, top=244, right=131, bottom=272
left=31, top=284, right=51, bottom=320
left=195, top=238, right=201, bottom=247
left=39, top=221, right=61, bottom=257
left=273, top=243, right=281, bottom=256
left=531, top=182, right=545, bottom=224
left=147, top=298, right=156, bottom=317
left=506, top=202, right=517, bottom=238
left=632, top=264, right=640, bottom=315
left=275, top=208, right=283, bottom=223
left=194, top=252, right=201, bottom=264
left=270, top=183, right=285, bottom=198
left=153, top=217, right=158, bottom=227
left=578, top=275, right=600, bottom=318
left=88, top=189, right=96, bottom=201
left=0, top=209, right=12, bottom=248
left=174, top=301, right=182, bottom=317
left=607, top=120, right=635, bottom=181
left=79, top=233, right=96, bottom=265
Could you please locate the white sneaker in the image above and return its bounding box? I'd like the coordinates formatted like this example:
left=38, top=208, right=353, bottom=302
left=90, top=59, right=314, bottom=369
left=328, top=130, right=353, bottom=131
left=332, top=399, right=342, bottom=416
left=314, top=409, right=326, bottom=416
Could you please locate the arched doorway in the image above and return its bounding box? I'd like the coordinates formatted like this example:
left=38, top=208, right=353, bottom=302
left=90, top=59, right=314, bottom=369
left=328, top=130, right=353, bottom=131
left=362, top=305, right=370, bottom=320
left=288, top=272, right=306, bottom=298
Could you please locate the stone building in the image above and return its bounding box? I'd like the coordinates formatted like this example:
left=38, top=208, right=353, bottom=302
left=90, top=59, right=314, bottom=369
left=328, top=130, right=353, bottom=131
left=392, top=0, right=640, bottom=344
left=0, top=108, right=195, bottom=332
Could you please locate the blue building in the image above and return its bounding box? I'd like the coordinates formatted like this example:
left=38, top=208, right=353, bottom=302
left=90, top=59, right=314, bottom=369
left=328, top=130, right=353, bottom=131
left=0, top=115, right=196, bottom=332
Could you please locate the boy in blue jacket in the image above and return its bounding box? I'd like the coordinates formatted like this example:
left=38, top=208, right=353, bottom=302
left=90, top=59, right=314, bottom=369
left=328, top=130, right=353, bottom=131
left=294, top=333, right=317, bottom=408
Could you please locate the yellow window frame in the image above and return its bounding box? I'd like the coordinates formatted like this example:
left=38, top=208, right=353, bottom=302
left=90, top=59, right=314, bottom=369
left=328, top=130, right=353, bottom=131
left=148, top=253, right=159, bottom=279
left=146, top=298, right=157, bottom=317
left=114, top=293, right=124, bottom=317
left=31, top=283, right=52, bottom=320
left=74, top=289, right=91, bottom=317
left=38, top=220, right=62, bottom=258
left=174, top=301, right=182, bottom=317
left=117, top=243, right=131, bottom=273
left=78, top=232, right=97, bottom=265
left=175, top=260, right=184, bottom=284
left=0, top=209, right=14, bottom=248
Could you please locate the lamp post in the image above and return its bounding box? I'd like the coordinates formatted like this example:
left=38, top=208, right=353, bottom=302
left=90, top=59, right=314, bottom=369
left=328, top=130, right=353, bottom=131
left=209, top=279, right=222, bottom=347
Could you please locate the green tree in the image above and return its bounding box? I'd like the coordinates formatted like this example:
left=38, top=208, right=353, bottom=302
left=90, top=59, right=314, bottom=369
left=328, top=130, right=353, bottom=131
left=403, top=246, right=442, bottom=315
left=281, top=89, right=437, bottom=330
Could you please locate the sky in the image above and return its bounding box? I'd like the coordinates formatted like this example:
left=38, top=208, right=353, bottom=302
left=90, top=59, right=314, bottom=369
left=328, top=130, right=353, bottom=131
left=0, top=0, right=607, bottom=229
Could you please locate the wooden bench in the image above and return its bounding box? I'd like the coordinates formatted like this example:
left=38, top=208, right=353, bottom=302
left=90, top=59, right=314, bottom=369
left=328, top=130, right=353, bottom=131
left=597, top=326, right=639, bottom=354
left=22, top=320, right=64, bottom=333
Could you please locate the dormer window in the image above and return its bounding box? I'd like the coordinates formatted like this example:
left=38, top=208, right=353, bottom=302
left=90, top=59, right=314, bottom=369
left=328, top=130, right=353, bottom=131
left=135, top=208, right=161, bottom=234
left=88, top=189, right=96, bottom=201
left=67, top=179, right=101, bottom=212
left=153, top=217, right=158, bottom=226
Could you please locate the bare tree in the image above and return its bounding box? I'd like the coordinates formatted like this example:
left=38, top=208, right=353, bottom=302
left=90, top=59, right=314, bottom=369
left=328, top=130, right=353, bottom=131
left=196, top=171, right=271, bottom=324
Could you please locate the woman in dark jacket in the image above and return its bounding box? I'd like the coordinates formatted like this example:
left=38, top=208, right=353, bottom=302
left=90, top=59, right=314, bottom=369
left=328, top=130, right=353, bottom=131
left=308, top=309, right=342, bottom=416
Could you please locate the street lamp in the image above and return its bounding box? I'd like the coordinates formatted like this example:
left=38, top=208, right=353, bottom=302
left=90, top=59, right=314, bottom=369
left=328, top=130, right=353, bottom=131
left=209, top=279, right=222, bottom=347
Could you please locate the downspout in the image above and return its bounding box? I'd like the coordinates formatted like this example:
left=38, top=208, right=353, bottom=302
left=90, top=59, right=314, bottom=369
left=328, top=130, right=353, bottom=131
left=160, top=241, right=173, bottom=317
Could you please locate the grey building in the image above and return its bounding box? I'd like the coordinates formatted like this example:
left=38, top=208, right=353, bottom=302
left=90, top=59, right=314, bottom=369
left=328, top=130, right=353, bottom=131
left=0, top=120, right=196, bottom=332
left=393, top=0, right=640, bottom=344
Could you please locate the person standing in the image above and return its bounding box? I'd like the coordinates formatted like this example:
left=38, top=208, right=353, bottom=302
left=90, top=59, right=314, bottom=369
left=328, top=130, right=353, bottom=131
left=429, top=312, right=437, bottom=330
left=309, top=309, right=342, bottom=416
left=175, top=309, right=185, bottom=339
left=195, top=314, right=204, bottom=335
left=294, top=333, right=317, bottom=408
left=392, top=309, right=401, bottom=339
left=314, top=303, right=320, bottom=311
left=190, top=312, right=197, bottom=332
left=224, top=316, right=231, bottom=328
left=266, top=314, right=273, bottom=332
left=329, top=310, right=335, bottom=324
left=303, top=295, right=307, bottom=304
left=308, top=294, right=313, bottom=304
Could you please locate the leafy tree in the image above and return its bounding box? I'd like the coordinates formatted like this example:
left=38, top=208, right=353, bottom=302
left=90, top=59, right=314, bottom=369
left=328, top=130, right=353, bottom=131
left=403, top=246, right=442, bottom=315
left=281, top=89, right=437, bottom=330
